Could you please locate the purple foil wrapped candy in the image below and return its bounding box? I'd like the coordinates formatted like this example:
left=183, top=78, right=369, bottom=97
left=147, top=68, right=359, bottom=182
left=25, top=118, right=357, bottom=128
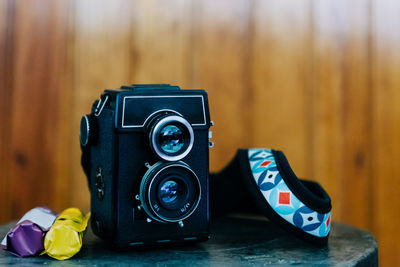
left=1, top=207, right=57, bottom=257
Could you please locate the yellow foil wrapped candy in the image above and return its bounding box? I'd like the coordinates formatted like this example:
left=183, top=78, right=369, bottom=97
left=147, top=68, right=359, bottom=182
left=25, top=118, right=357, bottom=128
left=42, top=208, right=90, bottom=260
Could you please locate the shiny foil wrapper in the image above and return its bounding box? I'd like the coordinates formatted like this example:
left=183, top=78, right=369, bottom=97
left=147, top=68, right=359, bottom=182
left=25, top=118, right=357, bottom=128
left=42, top=208, right=90, bottom=260
left=1, top=207, right=57, bottom=257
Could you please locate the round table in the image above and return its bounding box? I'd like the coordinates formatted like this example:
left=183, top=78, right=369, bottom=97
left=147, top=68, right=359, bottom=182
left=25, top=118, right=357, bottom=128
left=0, top=215, right=378, bottom=266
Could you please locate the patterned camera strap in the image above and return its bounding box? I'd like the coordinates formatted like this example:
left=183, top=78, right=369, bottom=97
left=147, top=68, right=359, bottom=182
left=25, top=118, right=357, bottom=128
left=248, top=149, right=331, bottom=242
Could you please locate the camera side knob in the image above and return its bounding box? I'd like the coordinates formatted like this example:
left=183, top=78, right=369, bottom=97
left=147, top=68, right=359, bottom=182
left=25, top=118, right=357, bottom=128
left=80, top=114, right=98, bottom=147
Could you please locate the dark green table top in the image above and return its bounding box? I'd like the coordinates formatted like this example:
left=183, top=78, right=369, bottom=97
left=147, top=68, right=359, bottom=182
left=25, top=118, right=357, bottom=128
left=0, top=215, right=378, bottom=266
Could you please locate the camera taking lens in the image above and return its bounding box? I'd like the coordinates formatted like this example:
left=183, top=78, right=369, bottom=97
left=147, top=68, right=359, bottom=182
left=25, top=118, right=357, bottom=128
left=158, top=179, right=186, bottom=207
left=140, top=161, right=201, bottom=223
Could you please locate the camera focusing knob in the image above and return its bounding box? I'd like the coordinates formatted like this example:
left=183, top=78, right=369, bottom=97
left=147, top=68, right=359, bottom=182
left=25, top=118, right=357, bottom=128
left=178, top=221, right=184, bottom=228
left=146, top=218, right=152, bottom=223
left=208, top=131, right=214, bottom=147
left=208, top=122, right=213, bottom=148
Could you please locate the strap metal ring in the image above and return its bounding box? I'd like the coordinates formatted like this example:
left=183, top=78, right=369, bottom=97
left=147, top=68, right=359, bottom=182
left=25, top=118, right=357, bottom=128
left=94, top=95, right=109, bottom=117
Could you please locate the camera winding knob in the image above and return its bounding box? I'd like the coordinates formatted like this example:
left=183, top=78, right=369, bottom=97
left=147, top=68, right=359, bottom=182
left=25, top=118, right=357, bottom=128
left=80, top=114, right=98, bottom=147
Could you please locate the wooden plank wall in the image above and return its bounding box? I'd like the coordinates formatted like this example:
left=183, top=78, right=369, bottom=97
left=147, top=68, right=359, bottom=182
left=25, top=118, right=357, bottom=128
left=0, top=0, right=399, bottom=265
left=373, top=0, right=400, bottom=264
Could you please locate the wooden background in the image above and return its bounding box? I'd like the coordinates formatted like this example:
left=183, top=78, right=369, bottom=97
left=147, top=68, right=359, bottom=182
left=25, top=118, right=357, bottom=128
left=0, top=0, right=399, bottom=265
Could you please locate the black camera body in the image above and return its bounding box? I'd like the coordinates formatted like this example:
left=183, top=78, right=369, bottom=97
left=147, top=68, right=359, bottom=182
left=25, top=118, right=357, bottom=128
left=80, top=84, right=212, bottom=247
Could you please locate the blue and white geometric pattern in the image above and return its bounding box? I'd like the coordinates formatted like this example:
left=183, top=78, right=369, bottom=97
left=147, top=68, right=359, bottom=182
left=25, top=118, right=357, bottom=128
left=248, top=149, right=331, bottom=237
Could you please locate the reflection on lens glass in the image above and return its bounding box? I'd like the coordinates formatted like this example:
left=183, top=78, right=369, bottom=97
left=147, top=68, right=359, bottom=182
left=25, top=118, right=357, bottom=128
left=160, top=180, right=179, bottom=204
left=159, top=124, right=184, bottom=154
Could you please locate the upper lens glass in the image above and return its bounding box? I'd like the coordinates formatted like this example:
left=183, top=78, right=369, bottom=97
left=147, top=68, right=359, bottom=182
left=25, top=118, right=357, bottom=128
left=158, top=124, right=185, bottom=154
left=149, top=114, right=194, bottom=161
left=159, top=180, right=179, bottom=204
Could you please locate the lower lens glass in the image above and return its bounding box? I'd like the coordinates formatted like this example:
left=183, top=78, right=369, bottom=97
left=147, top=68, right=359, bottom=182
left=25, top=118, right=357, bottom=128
left=158, top=177, right=189, bottom=210
left=159, top=180, right=179, bottom=203
left=159, top=124, right=185, bottom=154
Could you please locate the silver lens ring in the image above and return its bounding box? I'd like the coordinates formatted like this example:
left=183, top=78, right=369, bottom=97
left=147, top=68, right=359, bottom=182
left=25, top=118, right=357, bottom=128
left=150, top=115, right=194, bottom=161
left=139, top=161, right=201, bottom=223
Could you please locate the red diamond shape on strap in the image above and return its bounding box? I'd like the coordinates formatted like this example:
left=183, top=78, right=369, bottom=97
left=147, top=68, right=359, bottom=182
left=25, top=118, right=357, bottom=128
left=278, top=192, right=291, bottom=205
left=260, top=160, right=272, bottom=167
left=326, top=215, right=331, bottom=227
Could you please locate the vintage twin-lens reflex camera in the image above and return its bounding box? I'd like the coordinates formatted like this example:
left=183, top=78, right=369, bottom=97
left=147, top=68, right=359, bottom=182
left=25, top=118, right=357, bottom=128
left=80, top=84, right=213, bottom=247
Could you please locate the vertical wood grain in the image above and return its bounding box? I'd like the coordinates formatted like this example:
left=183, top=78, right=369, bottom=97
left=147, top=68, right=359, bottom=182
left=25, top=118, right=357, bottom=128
left=0, top=0, right=14, bottom=222
left=372, top=0, right=400, bottom=265
left=311, top=0, right=371, bottom=227
left=51, top=1, right=73, bottom=212
left=71, top=0, right=134, bottom=209
left=129, top=0, right=192, bottom=87
left=192, top=0, right=253, bottom=171
left=339, top=0, right=372, bottom=230
left=9, top=0, right=71, bottom=218
left=251, top=0, right=313, bottom=179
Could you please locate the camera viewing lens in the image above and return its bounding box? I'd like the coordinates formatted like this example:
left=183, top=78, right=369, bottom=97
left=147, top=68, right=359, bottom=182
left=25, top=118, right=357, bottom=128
left=159, top=125, right=185, bottom=154
left=148, top=114, right=194, bottom=161
left=139, top=162, right=201, bottom=223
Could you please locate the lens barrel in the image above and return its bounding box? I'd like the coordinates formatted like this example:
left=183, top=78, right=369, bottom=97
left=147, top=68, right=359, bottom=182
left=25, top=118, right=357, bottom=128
left=139, top=161, right=201, bottom=223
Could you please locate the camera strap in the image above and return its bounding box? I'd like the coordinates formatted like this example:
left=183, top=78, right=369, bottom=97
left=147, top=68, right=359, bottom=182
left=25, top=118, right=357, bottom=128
left=210, top=148, right=332, bottom=245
